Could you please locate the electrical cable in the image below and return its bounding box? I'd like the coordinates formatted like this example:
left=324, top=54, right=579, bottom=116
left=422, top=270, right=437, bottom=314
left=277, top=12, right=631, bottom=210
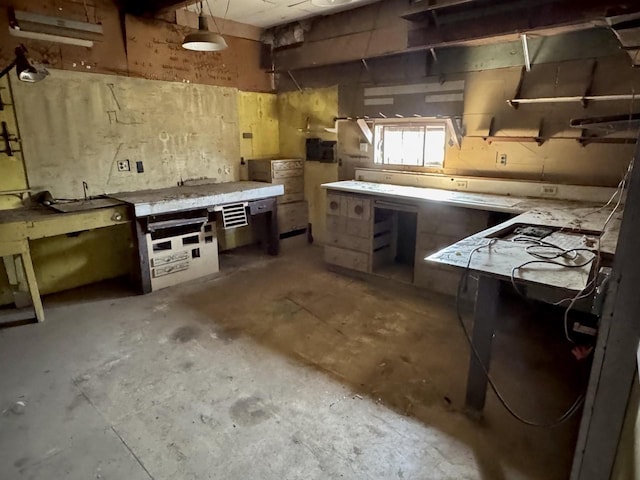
left=456, top=240, right=586, bottom=427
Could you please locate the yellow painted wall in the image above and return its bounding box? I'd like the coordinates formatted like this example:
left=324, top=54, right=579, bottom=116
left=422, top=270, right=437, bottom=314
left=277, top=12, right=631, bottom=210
left=0, top=76, right=28, bottom=210
left=0, top=76, right=133, bottom=306
left=218, top=91, right=281, bottom=251
left=278, top=87, right=339, bottom=244
left=30, top=224, right=132, bottom=295
left=238, top=91, right=280, bottom=162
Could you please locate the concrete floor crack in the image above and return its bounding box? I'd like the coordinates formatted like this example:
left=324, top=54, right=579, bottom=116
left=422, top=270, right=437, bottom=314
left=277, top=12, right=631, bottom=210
left=286, top=296, right=348, bottom=338
left=109, top=425, right=155, bottom=480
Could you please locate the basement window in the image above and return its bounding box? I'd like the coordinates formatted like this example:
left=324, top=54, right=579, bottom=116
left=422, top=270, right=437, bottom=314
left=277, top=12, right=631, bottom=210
left=373, top=121, right=446, bottom=168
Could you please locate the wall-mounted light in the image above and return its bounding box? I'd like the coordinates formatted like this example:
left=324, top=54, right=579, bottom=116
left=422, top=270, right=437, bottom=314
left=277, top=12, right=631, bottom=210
left=182, top=13, right=227, bottom=51
left=0, top=45, right=49, bottom=83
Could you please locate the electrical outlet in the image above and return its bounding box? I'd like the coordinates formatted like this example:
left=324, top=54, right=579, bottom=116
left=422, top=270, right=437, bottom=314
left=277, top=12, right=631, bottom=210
left=498, top=153, right=507, bottom=166
left=117, top=159, right=130, bottom=172
left=541, top=185, right=558, bottom=196
left=455, top=180, right=468, bottom=190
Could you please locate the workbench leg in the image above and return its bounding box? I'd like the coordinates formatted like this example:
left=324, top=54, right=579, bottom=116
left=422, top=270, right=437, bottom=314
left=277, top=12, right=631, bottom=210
left=134, top=219, right=152, bottom=294
left=266, top=199, right=279, bottom=256
left=20, top=247, right=45, bottom=322
left=465, top=275, right=500, bottom=417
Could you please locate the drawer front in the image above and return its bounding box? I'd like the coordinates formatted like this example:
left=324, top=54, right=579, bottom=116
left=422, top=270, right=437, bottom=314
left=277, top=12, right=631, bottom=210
left=324, top=246, right=369, bottom=273
left=249, top=198, right=275, bottom=215
left=326, top=193, right=347, bottom=216
left=278, top=192, right=305, bottom=204
left=273, top=177, right=304, bottom=203
left=152, top=261, right=190, bottom=278
left=326, top=231, right=370, bottom=253
left=277, top=201, right=308, bottom=233
left=347, top=196, right=372, bottom=221
left=272, top=168, right=303, bottom=179
left=272, top=159, right=303, bottom=171
left=274, top=176, right=304, bottom=194
left=151, top=251, right=190, bottom=267
left=326, top=215, right=370, bottom=239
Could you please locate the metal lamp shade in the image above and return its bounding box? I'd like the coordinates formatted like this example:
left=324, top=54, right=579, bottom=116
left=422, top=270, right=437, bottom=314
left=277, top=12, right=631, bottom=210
left=182, top=14, right=228, bottom=52
left=182, top=31, right=228, bottom=51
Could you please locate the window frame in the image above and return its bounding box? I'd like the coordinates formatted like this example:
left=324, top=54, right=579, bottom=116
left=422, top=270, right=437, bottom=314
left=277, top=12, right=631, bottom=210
left=372, top=119, right=449, bottom=171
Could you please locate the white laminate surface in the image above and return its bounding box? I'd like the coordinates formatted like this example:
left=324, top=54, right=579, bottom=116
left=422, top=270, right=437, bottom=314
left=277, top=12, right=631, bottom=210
left=322, top=181, right=603, bottom=214
left=425, top=207, right=621, bottom=291
left=111, top=181, right=284, bottom=216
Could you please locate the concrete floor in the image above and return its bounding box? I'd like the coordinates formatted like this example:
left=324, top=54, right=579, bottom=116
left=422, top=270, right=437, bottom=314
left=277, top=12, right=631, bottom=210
left=0, top=244, right=586, bottom=480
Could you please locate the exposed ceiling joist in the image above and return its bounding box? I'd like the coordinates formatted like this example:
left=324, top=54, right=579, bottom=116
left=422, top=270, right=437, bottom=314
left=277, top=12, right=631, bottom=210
left=272, top=0, right=640, bottom=72
left=116, top=0, right=199, bottom=16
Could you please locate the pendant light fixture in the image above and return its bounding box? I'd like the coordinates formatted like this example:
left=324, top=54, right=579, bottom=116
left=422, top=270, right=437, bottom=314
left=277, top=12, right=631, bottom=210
left=182, top=2, right=227, bottom=52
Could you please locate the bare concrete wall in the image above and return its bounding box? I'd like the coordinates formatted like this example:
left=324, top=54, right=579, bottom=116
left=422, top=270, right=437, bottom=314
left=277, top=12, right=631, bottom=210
left=12, top=69, right=241, bottom=199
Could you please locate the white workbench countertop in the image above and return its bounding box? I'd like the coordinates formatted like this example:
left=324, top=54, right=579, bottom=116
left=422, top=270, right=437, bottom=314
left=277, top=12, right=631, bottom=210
left=425, top=207, right=622, bottom=291
left=111, top=181, right=284, bottom=217
left=322, top=180, right=621, bottom=291
left=322, top=180, right=603, bottom=214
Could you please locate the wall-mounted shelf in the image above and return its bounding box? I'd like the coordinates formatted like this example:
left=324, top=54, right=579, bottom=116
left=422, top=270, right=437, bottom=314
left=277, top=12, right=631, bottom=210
left=8, top=8, right=103, bottom=48
left=482, top=135, right=544, bottom=146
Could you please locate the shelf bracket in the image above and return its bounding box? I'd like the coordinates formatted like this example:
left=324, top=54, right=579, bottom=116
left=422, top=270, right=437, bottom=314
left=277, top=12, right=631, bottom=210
left=581, top=60, right=598, bottom=108
left=521, top=34, right=531, bottom=72
left=356, top=118, right=373, bottom=144
left=445, top=117, right=463, bottom=150
left=287, top=71, right=302, bottom=93
left=507, top=66, right=526, bottom=109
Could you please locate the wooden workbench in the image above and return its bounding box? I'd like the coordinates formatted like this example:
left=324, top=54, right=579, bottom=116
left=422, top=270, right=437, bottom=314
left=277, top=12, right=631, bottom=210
left=110, top=181, right=285, bottom=294
left=322, top=180, right=607, bottom=215
left=110, top=181, right=284, bottom=217
left=322, top=180, right=616, bottom=296
left=0, top=202, right=131, bottom=323
left=426, top=204, right=622, bottom=416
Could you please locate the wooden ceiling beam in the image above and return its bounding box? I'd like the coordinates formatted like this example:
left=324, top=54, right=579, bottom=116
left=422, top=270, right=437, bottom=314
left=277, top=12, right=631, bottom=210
left=272, top=0, right=640, bottom=72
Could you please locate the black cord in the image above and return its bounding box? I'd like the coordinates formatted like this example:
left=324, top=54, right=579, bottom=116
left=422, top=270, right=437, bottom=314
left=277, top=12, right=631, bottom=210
left=456, top=241, right=586, bottom=428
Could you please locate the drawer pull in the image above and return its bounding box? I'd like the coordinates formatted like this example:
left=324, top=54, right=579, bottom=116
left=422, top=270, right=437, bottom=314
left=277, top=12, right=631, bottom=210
left=354, top=205, right=363, bottom=215
left=330, top=201, right=339, bottom=210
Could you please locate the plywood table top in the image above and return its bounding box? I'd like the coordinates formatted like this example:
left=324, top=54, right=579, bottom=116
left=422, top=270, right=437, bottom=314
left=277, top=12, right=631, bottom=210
left=111, top=181, right=284, bottom=217
left=426, top=206, right=621, bottom=292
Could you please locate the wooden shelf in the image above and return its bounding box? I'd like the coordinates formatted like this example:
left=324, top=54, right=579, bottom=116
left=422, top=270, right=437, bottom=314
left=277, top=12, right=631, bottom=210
left=482, top=136, right=544, bottom=146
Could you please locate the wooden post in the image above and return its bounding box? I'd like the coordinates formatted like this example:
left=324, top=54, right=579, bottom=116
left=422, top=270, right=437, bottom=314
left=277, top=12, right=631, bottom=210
left=465, top=275, right=501, bottom=416
left=570, top=144, right=640, bottom=479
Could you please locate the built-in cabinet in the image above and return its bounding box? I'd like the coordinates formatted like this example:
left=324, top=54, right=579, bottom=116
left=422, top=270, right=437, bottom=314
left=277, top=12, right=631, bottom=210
left=249, top=158, right=308, bottom=235
left=324, top=189, right=490, bottom=295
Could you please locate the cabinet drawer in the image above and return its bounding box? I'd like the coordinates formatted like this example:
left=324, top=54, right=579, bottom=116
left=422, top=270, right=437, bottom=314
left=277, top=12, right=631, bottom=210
left=151, top=251, right=190, bottom=267
left=249, top=198, right=275, bottom=215
left=347, top=196, right=371, bottom=221
left=283, top=176, right=305, bottom=192
left=272, top=159, right=303, bottom=171
left=326, top=231, right=371, bottom=253
left=272, top=168, right=303, bottom=179
left=326, top=215, right=370, bottom=239
left=277, top=201, right=308, bottom=233
left=278, top=192, right=305, bottom=204
left=152, top=261, right=190, bottom=278
left=326, top=193, right=347, bottom=216
left=324, top=246, right=369, bottom=272
left=274, top=176, right=304, bottom=194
